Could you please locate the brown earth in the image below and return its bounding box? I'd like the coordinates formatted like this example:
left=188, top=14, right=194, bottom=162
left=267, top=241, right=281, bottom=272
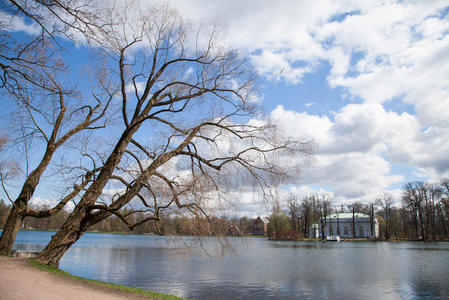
left=0, top=256, right=156, bottom=300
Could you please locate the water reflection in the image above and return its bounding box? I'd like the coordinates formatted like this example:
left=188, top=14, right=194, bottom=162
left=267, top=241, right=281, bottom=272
left=11, top=231, right=449, bottom=300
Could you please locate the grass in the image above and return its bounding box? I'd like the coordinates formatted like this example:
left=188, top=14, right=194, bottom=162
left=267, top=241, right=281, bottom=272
left=29, top=259, right=192, bottom=300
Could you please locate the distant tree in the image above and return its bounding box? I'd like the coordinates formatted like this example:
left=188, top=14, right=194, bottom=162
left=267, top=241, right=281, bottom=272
left=288, top=193, right=300, bottom=233
left=301, top=197, right=310, bottom=238
left=426, top=184, right=442, bottom=240
left=375, top=193, right=393, bottom=240
left=403, top=182, right=427, bottom=240
left=238, top=216, right=254, bottom=235
left=318, top=195, right=331, bottom=240
left=267, top=211, right=291, bottom=240
left=437, top=178, right=449, bottom=239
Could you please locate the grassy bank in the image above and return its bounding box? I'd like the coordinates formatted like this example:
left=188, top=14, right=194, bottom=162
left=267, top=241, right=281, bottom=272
left=29, top=259, right=192, bottom=300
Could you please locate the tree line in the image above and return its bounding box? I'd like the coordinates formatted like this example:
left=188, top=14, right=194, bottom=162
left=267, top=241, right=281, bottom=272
left=2, top=177, right=448, bottom=241
left=0, top=200, right=257, bottom=236
left=266, top=178, right=449, bottom=241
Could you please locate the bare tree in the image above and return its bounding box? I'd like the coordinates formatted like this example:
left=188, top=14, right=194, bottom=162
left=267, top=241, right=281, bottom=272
left=402, top=182, right=428, bottom=241
left=439, top=178, right=449, bottom=238
left=318, top=195, right=330, bottom=240
left=426, top=183, right=442, bottom=240
left=301, top=196, right=312, bottom=238
left=0, top=0, right=112, bottom=254
left=288, top=193, right=299, bottom=233
left=375, top=193, right=392, bottom=240
left=25, top=5, right=314, bottom=267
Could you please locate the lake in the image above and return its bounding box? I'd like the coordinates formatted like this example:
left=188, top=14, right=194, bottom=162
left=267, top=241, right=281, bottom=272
left=10, top=230, right=449, bottom=299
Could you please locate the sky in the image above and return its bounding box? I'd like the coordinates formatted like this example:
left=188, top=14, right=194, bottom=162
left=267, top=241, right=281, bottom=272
left=162, top=0, right=449, bottom=209
left=2, top=0, right=449, bottom=217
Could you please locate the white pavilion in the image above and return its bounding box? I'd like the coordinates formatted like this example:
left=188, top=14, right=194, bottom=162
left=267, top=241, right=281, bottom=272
left=310, top=212, right=379, bottom=239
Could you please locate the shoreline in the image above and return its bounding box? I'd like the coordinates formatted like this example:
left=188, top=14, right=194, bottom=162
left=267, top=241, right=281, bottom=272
left=268, top=237, right=449, bottom=242
left=0, top=255, right=190, bottom=300
left=7, top=229, right=449, bottom=242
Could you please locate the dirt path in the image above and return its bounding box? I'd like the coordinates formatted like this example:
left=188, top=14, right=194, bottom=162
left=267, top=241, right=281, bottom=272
left=0, top=256, right=154, bottom=300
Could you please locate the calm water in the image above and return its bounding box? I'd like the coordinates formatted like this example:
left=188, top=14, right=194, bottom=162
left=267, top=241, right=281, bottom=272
left=9, top=230, right=449, bottom=299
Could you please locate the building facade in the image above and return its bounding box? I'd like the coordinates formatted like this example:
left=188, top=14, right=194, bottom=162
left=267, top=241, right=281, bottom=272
left=309, top=223, right=319, bottom=238
left=253, top=216, right=268, bottom=236
left=311, top=212, right=379, bottom=239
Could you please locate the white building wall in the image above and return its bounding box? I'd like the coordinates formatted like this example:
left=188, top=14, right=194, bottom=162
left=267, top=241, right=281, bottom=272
left=319, top=217, right=379, bottom=238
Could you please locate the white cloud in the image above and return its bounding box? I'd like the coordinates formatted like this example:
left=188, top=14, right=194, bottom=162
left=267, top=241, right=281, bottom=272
left=166, top=1, right=449, bottom=130
left=125, top=81, right=146, bottom=95
left=0, top=12, right=40, bottom=35
left=167, top=0, right=334, bottom=82
left=30, top=196, right=75, bottom=211
left=318, top=3, right=449, bottom=128
left=270, top=105, right=332, bottom=143
left=269, top=102, right=449, bottom=203
left=250, top=50, right=313, bottom=84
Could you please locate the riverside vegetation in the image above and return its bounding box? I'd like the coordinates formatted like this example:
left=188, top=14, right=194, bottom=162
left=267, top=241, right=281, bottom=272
left=2, top=177, right=448, bottom=241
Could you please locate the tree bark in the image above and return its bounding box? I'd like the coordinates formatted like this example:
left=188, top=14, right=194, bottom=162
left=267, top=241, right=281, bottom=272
left=304, top=207, right=308, bottom=238
left=35, top=126, right=141, bottom=267
left=0, top=145, right=56, bottom=254
left=0, top=206, right=24, bottom=254
left=34, top=204, right=90, bottom=267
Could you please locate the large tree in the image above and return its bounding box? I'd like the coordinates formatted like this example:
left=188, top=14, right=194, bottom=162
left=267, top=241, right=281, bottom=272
left=0, top=0, right=112, bottom=254
left=25, top=3, right=313, bottom=267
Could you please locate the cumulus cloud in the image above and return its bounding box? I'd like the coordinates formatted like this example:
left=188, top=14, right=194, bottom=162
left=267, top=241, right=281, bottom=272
left=167, top=1, right=449, bottom=127
left=317, top=3, right=449, bottom=128
left=269, top=103, right=449, bottom=203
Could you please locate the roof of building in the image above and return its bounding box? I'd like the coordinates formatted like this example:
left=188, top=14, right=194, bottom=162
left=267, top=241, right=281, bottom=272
left=325, top=212, right=370, bottom=219
left=257, top=216, right=269, bottom=223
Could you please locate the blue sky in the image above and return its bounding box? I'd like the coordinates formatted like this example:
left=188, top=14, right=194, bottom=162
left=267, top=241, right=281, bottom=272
left=1, top=0, right=449, bottom=216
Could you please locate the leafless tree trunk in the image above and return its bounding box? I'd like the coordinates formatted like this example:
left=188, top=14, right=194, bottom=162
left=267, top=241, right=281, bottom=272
left=440, top=178, right=449, bottom=239
left=437, top=203, right=447, bottom=238
left=352, top=206, right=356, bottom=239
left=319, top=196, right=330, bottom=240
left=302, top=199, right=310, bottom=238
left=288, top=194, right=299, bottom=233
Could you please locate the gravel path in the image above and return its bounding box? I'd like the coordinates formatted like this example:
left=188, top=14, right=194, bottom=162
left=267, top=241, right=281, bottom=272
left=0, top=256, right=154, bottom=300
